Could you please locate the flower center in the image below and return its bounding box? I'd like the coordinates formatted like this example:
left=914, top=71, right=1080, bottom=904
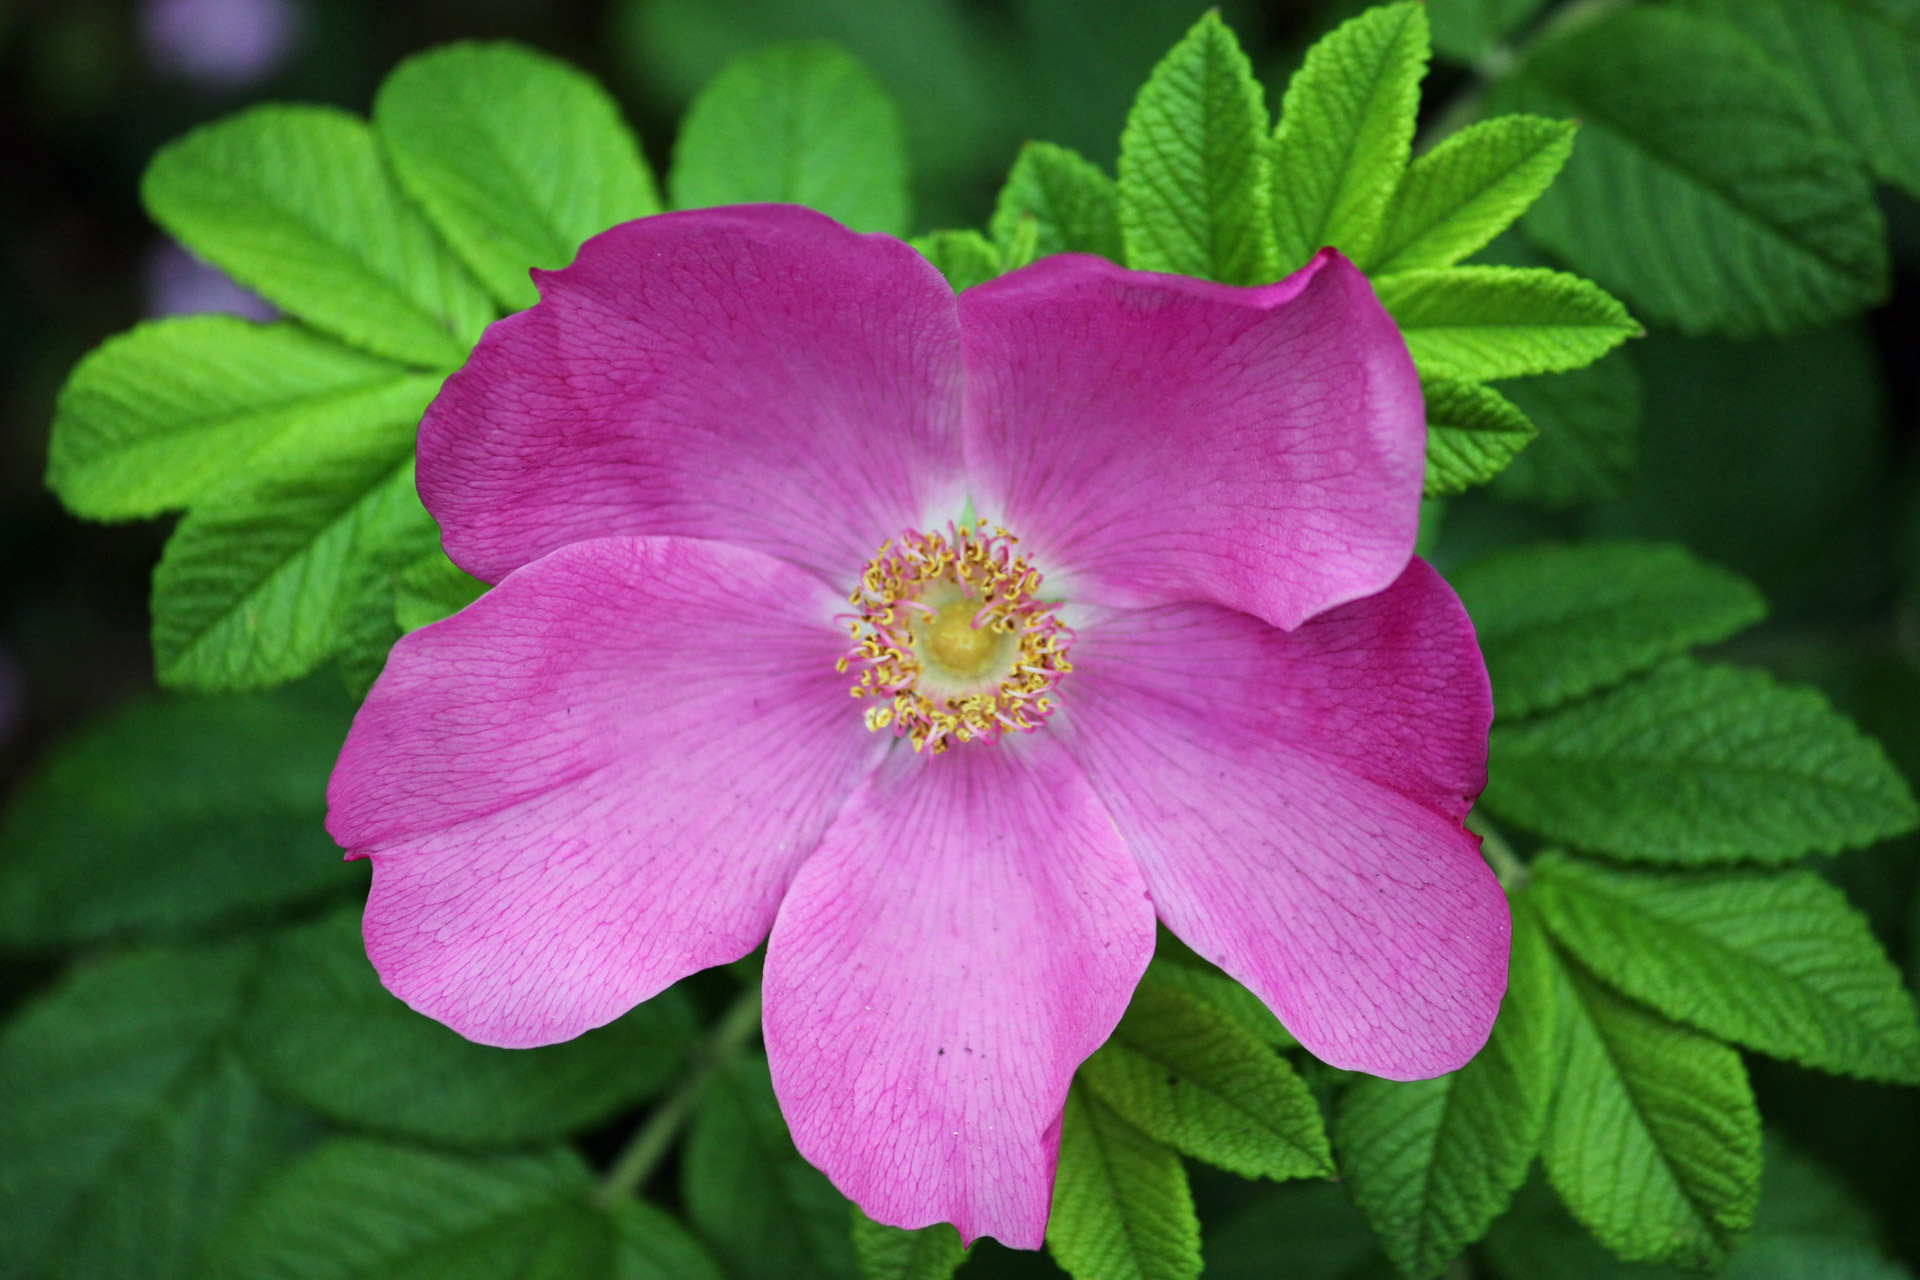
left=839, top=521, right=1072, bottom=754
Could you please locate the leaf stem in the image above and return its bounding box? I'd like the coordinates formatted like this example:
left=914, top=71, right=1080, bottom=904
left=594, top=976, right=764, bottom=1204
left=1468, top=809, right=1529, bottom=890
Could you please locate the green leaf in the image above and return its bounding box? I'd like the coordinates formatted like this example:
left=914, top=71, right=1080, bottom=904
left=1141, top=954, right=1296, bottom=1050
left=1452, top=540, right=1768, bottom=718
left=1377, top=266, right=1640, bottom=381
left=1201, top=1179, right=1388, bottom=1280
left=849, top=1208, right=966, bottom=1280
left=0, top=688, right=358, bottom=947
left=1422, top=375, right=1538, bottom=498
left=1116, top=11, right=1275, bottom=284
left=910, top=230, right=1001, bottom=292
left=1484, top=659, right=1919, bottom=864
left=1429, top=0, right=1552, bottom=63
left=1501, top=5, right=1888, bottom=337
left=1531, top=854, right=1920, bottom=1084
left=395, top=550, right=489, bottom=633
left=669, top=41, right=909, bottom=236
left=1046, top=1084, right=1201, bottom=1280
left=1269, top=2, right=1429, bottom=273
left=0, top=941, right=312, bottom=1280
left=202, top=1138, right=723, bottom=1280
left=375, top=41, right=661, bottom=313
left=150, top=402, right=440, bottom=692
left=1337, top=901, right=1558, bottom=1280
left=1487, top=351, right=1641, bottom=508
left=990, top=141, right=1123, bottom=262
left=1540, top=943, right=1762, bottom=1268
left=143, top=105, right=495, bottom=368
left=45, top=317, right=439, bottom=521
left=684, top=1056, right=859, bottom=1280
left=1369, top=116, right=1577, bottom=274
left=1681, top=0, right=1920, bottom=204
left=238, top=904, right=694, bottom=1146
left=1079, top=975, right=1328, bottom=1181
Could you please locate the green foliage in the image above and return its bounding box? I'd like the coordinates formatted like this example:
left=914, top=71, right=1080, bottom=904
left=238, top=906, right=696, bottom=1146
left=1421, top=375, right=1538, bottom=498
left=201, top=1139, right=723, bottom=1280
left=1531, top=855, right=1920, bottom=1084
left=1368, top=115, right=1575, bottom=276
left=683, top=1056, right=859, bottom=1280
left=0, top=941, right=313, bottom=1280
left=142, top=105, right=495, bottom=368
left=1427, top=0, right=1550, bottom=62
left=1488, top=350, right=1642, bottom=507
left=670, top=41, right=910, bottom=236
left=1078, top=974, right=1330, bottom=1181
left=1141, top=950, right=1296, bottom=1049
left=990, top=141, right=1123, bottom=262
left=849, top=1209, right=966, bottom=1280
left=1269, top=2, right=1429, bottom=273
left=1484, top=659, right=1919, bottom=864
left=1452, top=540, right=1768, bottom=718
left=1502, top=5, right=1889, bottom=337
left=394, top=550, right=489, bottom=632
left=1376, top=266, right=1640, bottom=381
left=0, top=688, right=358, bottom=946
left=1047, top=1084, right=1201, bottom=1280
left=374, top=42, right=662, bottom=312
left=1116, top=11, right=1275, bottom=284
left=1336, top=903, right=1557, bottom=1280
left=910, top=229, right=1003, bottom=291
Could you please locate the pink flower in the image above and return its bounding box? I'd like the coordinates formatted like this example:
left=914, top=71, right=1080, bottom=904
left=327, top=205, right=1507, bottom=1247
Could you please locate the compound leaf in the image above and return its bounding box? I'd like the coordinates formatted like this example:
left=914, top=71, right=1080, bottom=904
left=1369, top=115, right=1577, bottom=274
left=1047, top=1084, right=1201, bottom=1280
left=1377, top=266, right=1640, bottom=381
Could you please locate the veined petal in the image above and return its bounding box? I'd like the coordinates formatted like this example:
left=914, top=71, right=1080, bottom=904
left=764, top=738, right=1154, bottom=1249
left=419, top=205, right=965, bottom=586
left=1055, top=560, right=1506, bottom=1079
left=960, top=249, right=1423, bottom=631
left=328, top=536, right=880, bottom=1048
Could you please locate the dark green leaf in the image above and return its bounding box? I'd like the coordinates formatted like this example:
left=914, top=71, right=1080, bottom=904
left=1422, top=375, right=1538, bottom=498
left=990, top=141, right=1123, bottom=262
left=1046, top=1084, right=1201, bottom=1280
left=1487, top=351, right=1641, bottom=508
left=850, top=1207, right=966, bottom=1280
left=1429, top=0, right=1552, bottom=63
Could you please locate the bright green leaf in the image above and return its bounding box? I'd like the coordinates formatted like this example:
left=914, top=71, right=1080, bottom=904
left=991, top=141, right=1123, bottom=262
left=1452, top=540, right=1767, bottom=718
left=1270, top=2, right=1429, bottom=273
left=910, top=229, right=1001, bottom=292
left=1484, top=659, right=1919, bottom=864
left=375, top=41, right=662, bottom=312
left=1117, top=12, right=1275, bottom=284
left=1079, top=975, right=1329, bottom=1182
left=670, top=42, right=909, bottom=236
left=1369, top=115, right=1577, bottom=274
left=1046, top=1084, right=1201, bottom=1280
left=849, top=1208, right=966, bottom=1280
left=1377, top=266, right=1640, bottom=381
left=143, top=105, right=495, bottom=367
left=1422, top=375, right=1538, bottom=498
left=1502, top=5, right=1888, bottom=336
left=1429, top=0, right=1551, bottom=63
left=395, top=550, right=489, bottom=633
left=1487, top=351, right=1641, bottom=508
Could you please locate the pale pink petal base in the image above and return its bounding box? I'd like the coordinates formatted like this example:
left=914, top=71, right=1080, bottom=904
left=329, top=536, right=881, bottom=1048
left=764, top=738, right=1154, bottom=1249
left=1058, top=561, right=1506, bottom=1079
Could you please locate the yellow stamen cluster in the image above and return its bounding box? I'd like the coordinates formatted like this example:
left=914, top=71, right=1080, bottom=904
left=838, top=521, right=1072, bottom=754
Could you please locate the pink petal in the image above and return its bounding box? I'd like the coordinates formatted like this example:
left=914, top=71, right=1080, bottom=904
left=419, top=205, right=966, bottom=586
left=1055, top=560, right=1506, bottom=1079
left=328, top=536, right=881, bottom=1048
left=763, top=738, right=1154, bottom=1249
left=959, top=249, right=1424, bottom=631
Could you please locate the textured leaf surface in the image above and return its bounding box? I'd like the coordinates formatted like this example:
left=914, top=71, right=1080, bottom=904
left=0, top=942, right=311, bottom=1280
left=1532, top=855, right=1920, bottom=1084
left=1504, top=5, right=1888, bottom=336
left=0, top=688, right=356, bottom=947
left=684, top=1057, right=858, bottom=1280
left=1270, top=2, right=1429, bottom=272
left=911, top=229, right=1001, bottom=292
left=1047, top=1085, right=1200, bottom=1280
left=1541, top=948, right=1761, bottom=1268
left=1488, top=351, right=1641, bottom=507
left=991, top=141, right=1123, bottom=262
left=1378, top=266, right=1639, bottom=381
left=1370, top=115, right=1576, bottom=275
left=1422, top=375, right=1538, bottom=497
left=1079, top=975, right=1329, bottom=1181
left=394, top=550, right=489, bottom=633
left=850, top=1209, right=965, bottom=1280
left=45, top=317, right=436, bottom=521
left=1117, top=12, right=1274, bottom=284
left=1484, top=660, right=1919, bottom=863
left=669, top=42, right=909, bottom=236
left=143, top=105, right=494, bottom=367
left=1142, top=954, right=1296, bottom=1049
left=239, top=906, right=693, bottom=1145
left=1337, top=902, right=1556, bottom=1280
left=1452, top=541, right=1767, bottom=718
left=1429, top=0, right=1552, bottom=62
left=375, top=41, right=661, bottom=312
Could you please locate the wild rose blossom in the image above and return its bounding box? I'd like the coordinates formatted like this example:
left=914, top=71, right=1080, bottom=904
left=327, top=204, right=1509, bottom=1247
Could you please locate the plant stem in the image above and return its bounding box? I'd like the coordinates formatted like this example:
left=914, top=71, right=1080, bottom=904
left=1468, top=810, right=1529, bottom=890
left=594, top=977, right=764, bottom=1204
